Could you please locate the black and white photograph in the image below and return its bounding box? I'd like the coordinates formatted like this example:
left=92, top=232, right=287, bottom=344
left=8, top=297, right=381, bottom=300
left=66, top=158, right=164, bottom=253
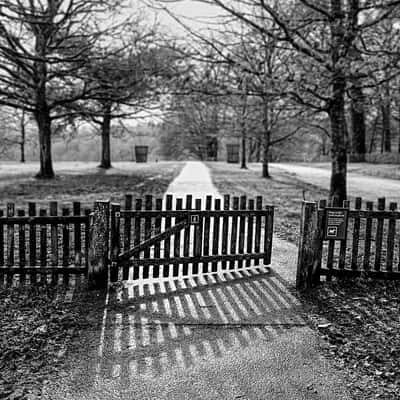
left=1, top=1, right=400, bottom=399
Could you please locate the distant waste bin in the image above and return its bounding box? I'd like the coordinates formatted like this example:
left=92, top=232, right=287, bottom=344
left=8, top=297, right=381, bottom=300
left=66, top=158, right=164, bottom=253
left=135, top=146, right=148, bottom=163
left=226, top=144, right=240, bottom=163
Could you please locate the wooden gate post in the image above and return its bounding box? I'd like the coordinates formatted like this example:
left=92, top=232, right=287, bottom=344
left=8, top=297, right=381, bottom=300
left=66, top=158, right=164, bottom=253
left=88, top=201, right=110, bottom=289
left=296, top=201, right=323, bottom=291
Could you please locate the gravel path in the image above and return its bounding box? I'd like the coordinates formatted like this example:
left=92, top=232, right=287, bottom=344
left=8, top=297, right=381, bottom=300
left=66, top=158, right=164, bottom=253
left=256, top=163, right=400, bottom=204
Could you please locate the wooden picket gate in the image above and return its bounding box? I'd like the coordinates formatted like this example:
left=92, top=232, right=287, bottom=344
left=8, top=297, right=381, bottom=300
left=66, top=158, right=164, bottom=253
left=109, top=194, right=274, bottom=283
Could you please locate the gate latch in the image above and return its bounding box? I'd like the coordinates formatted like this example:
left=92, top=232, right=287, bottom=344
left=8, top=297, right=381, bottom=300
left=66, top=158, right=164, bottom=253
left=189, top=214, right=200, bottom=225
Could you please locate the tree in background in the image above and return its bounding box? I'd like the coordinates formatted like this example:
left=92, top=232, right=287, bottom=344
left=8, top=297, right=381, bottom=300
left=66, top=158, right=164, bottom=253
left=0, top=0, right=127, bottom=178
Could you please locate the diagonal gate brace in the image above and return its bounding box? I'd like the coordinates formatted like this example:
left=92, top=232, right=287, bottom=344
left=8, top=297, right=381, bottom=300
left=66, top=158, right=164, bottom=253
left=118, top=219, right=188, bottom=262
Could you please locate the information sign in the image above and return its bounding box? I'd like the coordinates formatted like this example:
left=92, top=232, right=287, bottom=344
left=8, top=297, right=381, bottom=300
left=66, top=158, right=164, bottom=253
left=324, top=208, right=349, bottom=241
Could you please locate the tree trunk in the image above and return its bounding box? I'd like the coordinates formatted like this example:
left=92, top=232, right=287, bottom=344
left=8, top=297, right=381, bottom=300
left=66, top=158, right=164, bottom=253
left=262, top=97, right=271, bottom=178
left=241, top=132, right=247, bottom=169
left=381, top=102, right=391, bottom=153
left=329, top=82, right=347, bottom=203
left=350, top=83, right=366, bottom=161
left=35, top=107, right=54, bottom=179
left=329, top=0, right=347, bottom=203
left=98, top=103, right=112, bottom=169
left=398, top=103, right=400, bottom=153
left=20, top=110, right=25, bottom=163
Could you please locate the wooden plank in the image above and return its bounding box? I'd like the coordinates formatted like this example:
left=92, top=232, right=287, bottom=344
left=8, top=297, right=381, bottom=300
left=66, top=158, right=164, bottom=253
left=153, top=198, right=163, bottom=279
left=120, top=210, right=271, bottom=218
left=229, top=197, right=239, bottom=269
left=351, top=197, right=362, bottom=270
left=386, top=202, right=397, bottom=272
left=110, top=203, right=121, bottom=283
left=73, top=202, right=82, bottom=266
left=221, top=195, right=230, bottom=270
left=128, top=253, right=270, bottom=267
left=264, top=206, right=274, bottom=265
left=28, top=203, right=37, bottom=284
left=62, top=207, right=70, bottom=285
left=0, top=210, right=3, bottom=284
left=123, top=195, right=132, bottom=280
left=203, top=195, right=212, bottom=274
left=0, top=215, right=88, bottom=224
left=119, top=220, right=188, bottom=261
left=143, top=195, right=153, bottom=279
left=348, top=210, right=400, bottom=219
left=84, top=209, right=91, bottom=272
left=133, top=198, right=142, bottom=280
left=325, top=197, right=339, bottom=281
left=182, top=195, right=192, bottom=276
left=17, top=210, right=26, bottom=284
left=6, top=203, right=15, bottom=286
left=254, top=196, right=262, bottom=266
left=319, top=268, right=400, bottom=281
left=363, top=201, right=374, bottom=271
left=314, top=200, right=327, bottom=284
left=246, top=199, right=254, bottom=268
left=163, top=195, right=173, bottom=278
left=374, top=197, right=386, bottom=271
left=2, top=267, right=86, bottom=274
left=39, top=209, right=47, bottom=285
left=212, top=198, right=221, bottom=272
left=193, top=198, right=202, bottom=275
left=238, top=195, right=247, bottom=268
left=338, top=200, right=350, bottom=270
left=173, top=198, right=183, bottom=277
left=50, top=201, right=58, bottom=284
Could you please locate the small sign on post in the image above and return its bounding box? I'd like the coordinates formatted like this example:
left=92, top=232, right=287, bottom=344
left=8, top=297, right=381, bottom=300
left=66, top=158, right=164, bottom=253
left=190, top=214, right=200, bottom=225
left=324, top=208, right=349, bottom=241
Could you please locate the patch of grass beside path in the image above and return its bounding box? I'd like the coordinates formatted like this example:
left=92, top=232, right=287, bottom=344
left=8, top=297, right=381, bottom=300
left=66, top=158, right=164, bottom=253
left=0, top=161, right=184, bottom=208
left=206, top=161, right=329, bottom=244
left=208, top=161, right=400, bottom=400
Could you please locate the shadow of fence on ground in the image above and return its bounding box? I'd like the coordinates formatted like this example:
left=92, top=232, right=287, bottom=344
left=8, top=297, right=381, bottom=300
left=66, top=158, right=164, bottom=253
left=89, top=267, right=306, bottom=387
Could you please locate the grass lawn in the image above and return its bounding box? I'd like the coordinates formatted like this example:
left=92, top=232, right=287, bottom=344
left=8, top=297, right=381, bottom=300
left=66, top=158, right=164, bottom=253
left=0, top=161, right=184, bottom=400
left=304, top=162, right=400, bottom=181
left=207, top=161, right=400, bottom=400
left=0, top=161, right=184, bottom=209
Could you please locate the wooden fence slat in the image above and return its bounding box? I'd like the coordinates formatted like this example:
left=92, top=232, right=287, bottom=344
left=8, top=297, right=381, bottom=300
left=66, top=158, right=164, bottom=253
left=110, top=203, right=121, bottom=283
left=238, top=196, right=247, bottom=269
left=123, top=195, right=132, bottom=280
left=338, top=200, right=350, bottom=270
left=28, top=203, right=37, bottom=284
left=6, top=203, right=14, bottom=286
left=17, top=210, right=26, bottom=284
left=143, top=195, right=153, bottom=279
left=203, top=195, right=212, bottom=274
left=163, top=195, right=172, bottom=278
left=193, top=198, right=203, bottom=275
left=229, top=197, right=239, bottom=270
left=254, top=196, right=262, bottom=266
left=264, top=206, right=274, bottom=265
left=73, top=202, right=82, bottom=266
left=221, top=195, right=230, bottom=270
left=182, top=195, right=192, bottom=276
left=386, top=202, right=397, bottom=272
left=39, top=209, right=47, bottom=286
left=374, top=198, right=386, bottom=271
left=62, top=207, right=70, bottom=285
left=246, top=199, right=254, bottom=268
left=50, top=201, right=58, bottom=284
left=84, top=209, right=91, bottom=272
left=153, top=198, right=163, bottom=278
left=133, top=198, right=142, bottom=280
left=174, top=198, right=183, bottom=277
left=363, top=201, right=374, bottom=271
left=212, top=198, right=221, bottom=272
left=0, top=210, right=3, bottom=284
left=351, top=197, right=362, bottom=270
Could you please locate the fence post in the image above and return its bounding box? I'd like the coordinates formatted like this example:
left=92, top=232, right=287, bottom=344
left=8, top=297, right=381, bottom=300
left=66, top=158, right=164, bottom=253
left=296, top=201, right=322, bottom=291
left=88, top=201, right=110, bottom=289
